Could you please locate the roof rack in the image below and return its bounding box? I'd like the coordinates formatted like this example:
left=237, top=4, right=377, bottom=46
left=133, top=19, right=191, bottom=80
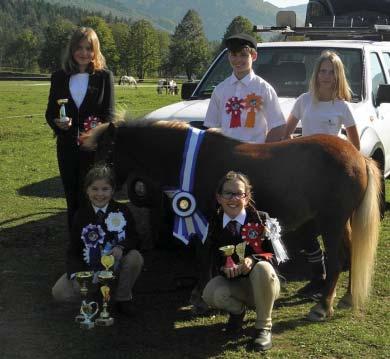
left=253, top=24, right=390, bottom=41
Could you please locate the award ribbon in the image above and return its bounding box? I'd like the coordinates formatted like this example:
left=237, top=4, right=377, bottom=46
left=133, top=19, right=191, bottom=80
left=164, top=127, right=209, bottom=244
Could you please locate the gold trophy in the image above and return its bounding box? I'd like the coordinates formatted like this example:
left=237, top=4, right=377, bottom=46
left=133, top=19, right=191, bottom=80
left=74, top=271, right=99, bottom=329
left=219, top=245, right=237, bottom=269
left=96, top=255, right=115, bottom=326
left=57, top=99, right=69, bottom=122
left=235, top=242, right=247, bottom=264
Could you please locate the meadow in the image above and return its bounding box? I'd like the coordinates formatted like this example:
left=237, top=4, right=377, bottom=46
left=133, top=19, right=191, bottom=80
left=0, top=81, right=389, bottom=359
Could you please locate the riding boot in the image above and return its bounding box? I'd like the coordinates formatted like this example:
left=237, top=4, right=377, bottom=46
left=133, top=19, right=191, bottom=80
left=297, top=248, right=326, bottom=300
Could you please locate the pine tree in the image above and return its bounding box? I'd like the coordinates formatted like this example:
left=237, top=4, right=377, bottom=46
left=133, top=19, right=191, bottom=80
left=168, top=9, right=211, bottom=80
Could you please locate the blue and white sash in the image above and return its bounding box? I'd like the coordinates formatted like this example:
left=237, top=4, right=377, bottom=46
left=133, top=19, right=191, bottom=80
left=164, top=127, right=209, bottom=244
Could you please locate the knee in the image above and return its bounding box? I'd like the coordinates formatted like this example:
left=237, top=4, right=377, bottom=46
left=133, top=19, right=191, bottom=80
left=122, top=250, right=144, bottom=270
left=202, top=278, right=230, bottom=308
left=252, top=261, right=278, bottom=283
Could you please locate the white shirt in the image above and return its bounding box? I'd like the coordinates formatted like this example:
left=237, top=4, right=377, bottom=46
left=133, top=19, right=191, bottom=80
left=92, top=204, right=108, bottom=214
left=69, top=73, right=89, bottom=109
left=222, top=209, right=247, bottom=229
left=204, top=70, right=285, bottom=143
left=291, top=92, right=356, bottom=137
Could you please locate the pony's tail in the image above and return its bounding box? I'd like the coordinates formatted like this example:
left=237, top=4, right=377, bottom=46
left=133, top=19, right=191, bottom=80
left=351, top=158, right=381, bottom=311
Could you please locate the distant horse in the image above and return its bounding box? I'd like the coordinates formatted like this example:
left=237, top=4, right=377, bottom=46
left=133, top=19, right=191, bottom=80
left=83, top=118, right=381, bottom=321
left=119, top=75, right=137, bottom=88
left=157, top=79, right=178, bottom=95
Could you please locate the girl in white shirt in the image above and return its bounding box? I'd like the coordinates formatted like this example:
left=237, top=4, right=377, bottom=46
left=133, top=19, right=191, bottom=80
left=284, top=51, right=360, bottom=300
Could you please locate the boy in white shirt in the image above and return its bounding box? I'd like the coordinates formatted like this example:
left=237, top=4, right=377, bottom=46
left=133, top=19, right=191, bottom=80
left=204, top=33, right=286, bottom=143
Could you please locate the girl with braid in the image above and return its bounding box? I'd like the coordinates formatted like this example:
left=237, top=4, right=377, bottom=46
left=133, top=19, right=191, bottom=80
left=202, top=171, right=287, bottom=352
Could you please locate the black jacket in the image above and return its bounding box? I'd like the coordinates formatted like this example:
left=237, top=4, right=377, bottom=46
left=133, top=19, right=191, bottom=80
left=66, top=200, right=139, bottom=277
left=45, top=69, right=114, bottom=144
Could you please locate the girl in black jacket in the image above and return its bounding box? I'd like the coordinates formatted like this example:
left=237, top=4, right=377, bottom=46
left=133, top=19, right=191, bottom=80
left=45, top=27, right=114, bottom=228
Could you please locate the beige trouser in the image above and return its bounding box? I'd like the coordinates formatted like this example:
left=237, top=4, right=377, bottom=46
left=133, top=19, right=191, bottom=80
left=52, top=250, right=144, bottom=302
left=202, top=261, right=280, bottom=330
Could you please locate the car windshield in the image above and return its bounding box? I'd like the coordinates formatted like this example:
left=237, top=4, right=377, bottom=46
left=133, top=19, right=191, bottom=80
left=196, top=46, right=363, bottom=102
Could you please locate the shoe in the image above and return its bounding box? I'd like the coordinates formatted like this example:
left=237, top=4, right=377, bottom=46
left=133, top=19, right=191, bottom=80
left=223, top=309, right=246, bottom=334
left=253, top=328, right=272, bottom=351
left=297, top=278, right=325, bottom=301
left=115, top=300, right=135, bottom=317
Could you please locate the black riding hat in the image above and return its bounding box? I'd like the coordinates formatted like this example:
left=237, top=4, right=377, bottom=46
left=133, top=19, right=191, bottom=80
left=225, top=33, right=257, bottom=52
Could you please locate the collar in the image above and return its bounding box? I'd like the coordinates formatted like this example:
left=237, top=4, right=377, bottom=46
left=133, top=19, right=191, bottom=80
left=92, top=204, right=108, bottom=214
left=229, top=70, right=255, bottom=86
left=222, top=209, right=247, bottom=228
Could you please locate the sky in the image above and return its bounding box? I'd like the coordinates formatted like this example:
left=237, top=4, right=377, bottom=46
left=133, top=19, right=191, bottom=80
left=266, top=0, right=308, bottom=7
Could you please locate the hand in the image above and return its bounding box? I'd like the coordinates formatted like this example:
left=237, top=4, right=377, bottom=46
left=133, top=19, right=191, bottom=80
left=241, top=257, right=254, bottom=275
left=111, top=246, right=123, bottom=261
left=54, top=117, right=72, bottom=131
left=222, top=265, right=241, bottom=279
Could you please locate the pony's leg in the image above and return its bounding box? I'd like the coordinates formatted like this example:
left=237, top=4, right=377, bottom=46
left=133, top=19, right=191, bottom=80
left=338, top=221, right=353, bottom=308
left=307, top=222, right=349, bottom=321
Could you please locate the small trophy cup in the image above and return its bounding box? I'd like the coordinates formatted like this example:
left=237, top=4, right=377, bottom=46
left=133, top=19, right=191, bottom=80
left=96, top=255, right=115, bottom=326
left=235, top=242, right=246, bottom=264
left=75, top=271, right=93, bottom=323
left=219, top=245, right=237, bottom=269
left=79, top=300, right=99, bottom=330
left=57, top=99, right=69, bottom=122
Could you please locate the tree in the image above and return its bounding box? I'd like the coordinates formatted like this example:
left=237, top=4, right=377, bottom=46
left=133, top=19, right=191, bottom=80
left=156, top=30, right=171, bottom=77
left=39, top=18, right=75, bottom=72
left=81, top=16, right=119, bottom=72
left=6, top=29, right=40, bottom=71
left=110, top=22, right=132, bottom=75
left=168, top=10, right=210, bottom=80
left=129, top=19, right=159, bottom=79
left=220, top=16, right=262, bottom=51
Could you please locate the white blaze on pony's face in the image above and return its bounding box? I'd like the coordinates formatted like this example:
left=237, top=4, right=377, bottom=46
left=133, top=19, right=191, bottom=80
left=86, top=179, right=114, bottom=208
left=217, top=179, right=249, bottom=219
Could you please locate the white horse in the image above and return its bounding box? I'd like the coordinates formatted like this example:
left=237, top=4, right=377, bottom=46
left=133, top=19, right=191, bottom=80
left=157, top=79, right=178, bottom=95
left=119, top=75, right=137, bottom=88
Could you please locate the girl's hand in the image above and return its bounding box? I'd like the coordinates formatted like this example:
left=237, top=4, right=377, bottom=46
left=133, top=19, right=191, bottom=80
left=54, top=117, right=72, bottom=130
left=223, top=265, right=241, bottom=279
left=111, top=246, right=123, bottom=261
left=241, top=257, right=254, bottom=275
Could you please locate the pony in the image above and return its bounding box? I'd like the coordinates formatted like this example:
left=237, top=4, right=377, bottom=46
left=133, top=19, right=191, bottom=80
left=119, top=75, right=137, bottom=88
left=157, top=79, right=178, bottom=95
left=83, top=118, right=381, bottom=321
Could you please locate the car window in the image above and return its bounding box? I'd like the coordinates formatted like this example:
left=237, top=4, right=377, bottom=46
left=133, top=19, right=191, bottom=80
left=370, top=52, right=387, bottom=103
left=195, top=47, right=363, bottom=101
left=382, top=52, right=390, bottom=77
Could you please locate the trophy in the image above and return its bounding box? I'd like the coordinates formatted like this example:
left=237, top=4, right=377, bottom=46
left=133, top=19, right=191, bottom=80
left=74, top=271, right=99, bottom=329
left=219, top=245, right=237, bottom=269
left=57, top=99, right=68, bottom=122
left=96, top=255, right=115, bottom=326
left=235, top=242, right=247, bottom=264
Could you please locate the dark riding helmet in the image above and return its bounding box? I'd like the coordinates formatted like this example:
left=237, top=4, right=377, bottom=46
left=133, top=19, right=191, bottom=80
left=225, top=33, right=257, bottom=52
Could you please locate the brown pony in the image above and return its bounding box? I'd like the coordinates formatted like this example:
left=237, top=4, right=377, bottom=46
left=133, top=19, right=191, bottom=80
left=83, top=118, right=381, bottom=321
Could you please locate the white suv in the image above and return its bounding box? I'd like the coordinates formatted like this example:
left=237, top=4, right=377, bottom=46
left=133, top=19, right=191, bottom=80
left=146, top=40, right=390, bottom=178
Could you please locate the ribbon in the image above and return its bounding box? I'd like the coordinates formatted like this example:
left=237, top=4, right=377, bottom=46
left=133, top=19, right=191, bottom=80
left=163, top=128, right=209, bottom=244
left=264, top=218, right=289, bottom=264
left=244, top=93, right=263, bottom=128
left=225, top=96, right=244, bottom=128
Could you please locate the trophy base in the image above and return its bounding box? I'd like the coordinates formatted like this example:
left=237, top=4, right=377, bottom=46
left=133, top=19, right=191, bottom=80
left=75, top=314, right=84, bottom=323
left=96, top=317, right=114, bottom=326
left=80, top=321, right=95, bottom=330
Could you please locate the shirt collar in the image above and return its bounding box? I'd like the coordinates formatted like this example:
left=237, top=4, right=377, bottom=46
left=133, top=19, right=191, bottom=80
left=92, top=204, right=108, bottom=214
left=222, top=208, right=247, bottom=228
left=229, top=70, right=255, bottom=86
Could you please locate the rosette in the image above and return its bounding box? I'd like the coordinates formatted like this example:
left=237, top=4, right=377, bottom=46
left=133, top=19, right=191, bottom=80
left=84, top=116, right=101, bottom=132
left=264, top=218, right=289, bottom=264
left=105, top=211, right=126, bottom=233
left=81, top=224, right=105, bottom=248
left=241, top=222, right=265, bottom=254
left=244, top=93, right=263, bottom=128
left=225, top=96, right=244, bottom=128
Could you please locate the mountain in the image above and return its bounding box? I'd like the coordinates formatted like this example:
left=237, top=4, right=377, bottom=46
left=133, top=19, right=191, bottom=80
left=44, top=0, right=307, bottom=40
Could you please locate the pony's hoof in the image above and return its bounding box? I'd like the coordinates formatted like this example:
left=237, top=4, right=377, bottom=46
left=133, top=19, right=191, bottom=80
left=306, top=304, right=328, bottom=322
left=337, top=294, right=352, bottom=309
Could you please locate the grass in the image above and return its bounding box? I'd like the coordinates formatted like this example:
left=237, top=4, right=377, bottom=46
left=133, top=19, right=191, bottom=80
left=0, top=81, right=389, bottom=359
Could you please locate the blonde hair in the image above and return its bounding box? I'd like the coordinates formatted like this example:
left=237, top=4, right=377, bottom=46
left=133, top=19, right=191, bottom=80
left=309, top=50, right=351, bottom=101
left=62, top=27, right=106, bottom=74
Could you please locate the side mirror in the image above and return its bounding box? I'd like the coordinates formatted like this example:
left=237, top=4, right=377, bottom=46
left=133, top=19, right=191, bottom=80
left=376, top=84, right=390, bottom=106
left=181, top=81, right=199, bottom=100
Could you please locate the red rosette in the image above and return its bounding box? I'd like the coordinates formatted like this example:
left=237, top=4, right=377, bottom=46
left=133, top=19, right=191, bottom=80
left=225, top=96, right=244, bottom=128
left=84, top=116, right=101, bottom=132
left=241, top=222, right=265, bottom=254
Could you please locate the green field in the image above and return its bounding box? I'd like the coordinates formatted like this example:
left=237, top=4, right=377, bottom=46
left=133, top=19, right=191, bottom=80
left=0, top=81, right=389, bottom=359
